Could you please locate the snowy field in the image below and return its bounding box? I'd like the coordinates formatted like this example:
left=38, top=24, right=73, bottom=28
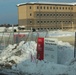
left=0, top=30, right=76, bottom=75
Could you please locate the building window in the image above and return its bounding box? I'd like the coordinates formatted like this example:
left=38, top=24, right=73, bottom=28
left=44, top=6, right=45, bottom=9
left=53, top=7, right=55, bottom=9
left=69, top=14, right=70, bottom=16
left=66, top=7, right=67, bottom=9
left=63, top=7, right=64, bottom=9
left=30, top=13, right=32, bottom=16
left=56, top=14, right=58, bottom=16
left=40, top=6, right=42, bottom=9
left=66, top=14, right=67, bottom=16
left=37, top=14, right=39, bottom=16
left=47, top=7, right=49, bottom=9
left=63, top=14, right=64, bottom=16
left=50, top=7, right=52, bottom=9
left=41, top=21, right=43, bottom=23
left=68, top=7, right=70, bottom=10
left=47, top=14, right=49, bottom=16
left=60, top=7, right=61, bottom=9
left=44, top=14, right=46, bottom=16
left=37, top=6, right=39, bottom=9
left=30, top=21, right=32, bottom=24
left=29, top=6, right=31, bottom=9
left=50, top=21, right=52, bottom=23
left=56, top=7, right=58, bottom=9
left=71, top=7, right=73, bottom=10
left=47, top=21, right=49, bottom=23
left=71, top=14, right=73, bottom=16
left=44, top=21, right=46, bottom=23
left=50, top=14, right=52, bottom=16
left=60, top=14, right=61, bottom=16
left=53, top=14, right=55, bottom=16
left=37, top=21, right=39, bottom=23
left=40, top=14, right=42, bottom=16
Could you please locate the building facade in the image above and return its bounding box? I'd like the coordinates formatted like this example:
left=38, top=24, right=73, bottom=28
left=17, top=2, right=76, bottom=30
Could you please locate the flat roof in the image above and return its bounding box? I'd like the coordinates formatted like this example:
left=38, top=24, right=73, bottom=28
left=17, top=2, right=76, bottom=6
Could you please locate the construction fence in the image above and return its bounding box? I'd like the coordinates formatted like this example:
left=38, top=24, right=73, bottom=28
left=0, top=31, right=40, bottom=50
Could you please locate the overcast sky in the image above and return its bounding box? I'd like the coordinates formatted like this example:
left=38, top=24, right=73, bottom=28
left=0, top=0, right=75, bottom=24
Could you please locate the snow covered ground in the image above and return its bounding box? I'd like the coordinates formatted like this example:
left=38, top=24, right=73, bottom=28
left=0, top=31, right=76, bottom=75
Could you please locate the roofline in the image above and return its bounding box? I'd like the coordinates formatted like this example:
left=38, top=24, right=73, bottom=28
left=17, top=2, right=76, bottom=6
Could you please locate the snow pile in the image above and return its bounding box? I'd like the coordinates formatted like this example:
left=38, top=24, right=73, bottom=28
left=12, top=59, right=68, bottom=75
left=0, top=40, right=75, bottom=75
left=57, top=41, right=74, bottom=64
left=45, top=31, right=75, bottom=37
left=0, top=41, right=37, bottom=67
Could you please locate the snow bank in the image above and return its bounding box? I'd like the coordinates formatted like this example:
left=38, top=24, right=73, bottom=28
left=0, top=39, right=75, bottom=75
left=57, top=41, right=74, bottom=64
left=48, top=31, right=75, bottom=37
left=12, top=59, right=68, bottom=75
left=0, top=41, right=37, bottom=64
left=39, top=31, right=75, bottom=37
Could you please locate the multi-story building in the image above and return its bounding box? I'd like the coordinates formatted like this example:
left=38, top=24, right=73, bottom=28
left=17, top=2, right=76, bottom=30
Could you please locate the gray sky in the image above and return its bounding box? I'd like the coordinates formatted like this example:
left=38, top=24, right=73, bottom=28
left=0, top=0, right=75, bottom=24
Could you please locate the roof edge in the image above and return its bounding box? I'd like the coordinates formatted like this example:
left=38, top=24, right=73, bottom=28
left=17, top=2, right=76, bottom=7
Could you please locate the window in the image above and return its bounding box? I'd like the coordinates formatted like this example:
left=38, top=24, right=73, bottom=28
left=47, top=7, right=49, bottom=9
left=66, top=21, right=67, bottom=22
left=71, top=14, right=73, bottom=16
left=66, top=14, right=67, bottom=16
left=53, top=14, right=55, bottom=16
left=29, top=6, right=31, bottom=9
left=37, top=21, right=39, bottom=23
left=40, top=6, right=42, bottom=9
left=30, top=21, right=32, bottom=24
left=37, top=6, right=39, bottom=9
left=47, top=21, right=49, bottom=23
left=44, top=6, right=45, bottom=9
left=53, top=7, right=55, bottom=9
left=68, top=7, right=70, bottom=10
left=50, top=21, right=52, bottom=23
left=63, top=7, right=64, bottom=9
left=71, top=7, right=73, bottom=10
left=47, top=14, right=49, bottom=16
left=41, top=21, right=43, bottom=23
left=37, top=14, right=39, bottom=16
left=30, top=13, right=32, bottom=16
left=56, top=7, right=58, bottom=9
left=60, top=14, right=61, bottom=16
left=69, top=14, right=70, bottom=16
left=44, top=21, right=46, bottom=23
left=60, top=7, right=61, bottom=9
left=50, top=14, right=52, bottom=16
left=50, top=7, right=52, bottom=9
left=40, top=14, right=42, bottom=16
left=56, top=14, right=58, bottom=16
left=44, top=14, right=46, bottom=16
left=63, top=14, right=64, bottom=16
left=66, top=7, right=67, bottom=9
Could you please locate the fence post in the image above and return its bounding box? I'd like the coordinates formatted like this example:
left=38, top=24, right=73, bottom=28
left=74, top=32, right=76, bottom=58
left=12, top=24, right=14, bottom=45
